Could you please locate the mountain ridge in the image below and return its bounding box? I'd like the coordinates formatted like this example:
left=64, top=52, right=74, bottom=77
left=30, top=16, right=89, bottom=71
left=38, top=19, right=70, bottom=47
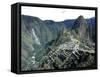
left=21, top=15, right=96, bottom=71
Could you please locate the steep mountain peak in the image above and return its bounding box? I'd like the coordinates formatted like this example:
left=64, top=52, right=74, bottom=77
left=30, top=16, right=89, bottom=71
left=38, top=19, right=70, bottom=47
left=75, top=15, right=87, bottom=26
left=72, top=15, right=88, bottom=29
left=72, top=15, right=89, bottom=40
left=77, top=15, right=84, bottom=20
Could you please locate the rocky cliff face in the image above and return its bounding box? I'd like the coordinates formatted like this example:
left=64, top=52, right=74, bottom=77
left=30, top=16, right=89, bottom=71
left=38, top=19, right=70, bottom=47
left=21, top=15, right=96, bottom=71
left=21, top=15, right=65, bottom=70
left=72, top=16, right=89, bottom=40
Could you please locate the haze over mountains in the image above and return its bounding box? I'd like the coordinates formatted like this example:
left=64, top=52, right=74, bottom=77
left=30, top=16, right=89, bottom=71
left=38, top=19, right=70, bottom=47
left=21, top=15, right=96, bottom=71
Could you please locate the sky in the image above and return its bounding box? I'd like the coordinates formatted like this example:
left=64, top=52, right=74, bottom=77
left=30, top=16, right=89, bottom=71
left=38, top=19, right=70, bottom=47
left=21, top=6, right=95, bottom=21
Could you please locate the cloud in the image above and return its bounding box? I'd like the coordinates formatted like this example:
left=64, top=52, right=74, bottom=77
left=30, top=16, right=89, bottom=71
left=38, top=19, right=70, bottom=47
left=21, top=6, right=95, bottom=21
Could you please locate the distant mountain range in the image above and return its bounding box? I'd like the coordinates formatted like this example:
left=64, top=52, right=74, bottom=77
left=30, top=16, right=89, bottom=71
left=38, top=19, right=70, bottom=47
left=21, top=15, right=96, bottom=71
left=61, top=16, right=95, bottom=28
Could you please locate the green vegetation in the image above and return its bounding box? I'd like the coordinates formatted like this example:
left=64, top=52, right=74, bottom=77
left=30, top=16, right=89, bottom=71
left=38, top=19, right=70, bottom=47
left=21, top=15, right=96, bottom=71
